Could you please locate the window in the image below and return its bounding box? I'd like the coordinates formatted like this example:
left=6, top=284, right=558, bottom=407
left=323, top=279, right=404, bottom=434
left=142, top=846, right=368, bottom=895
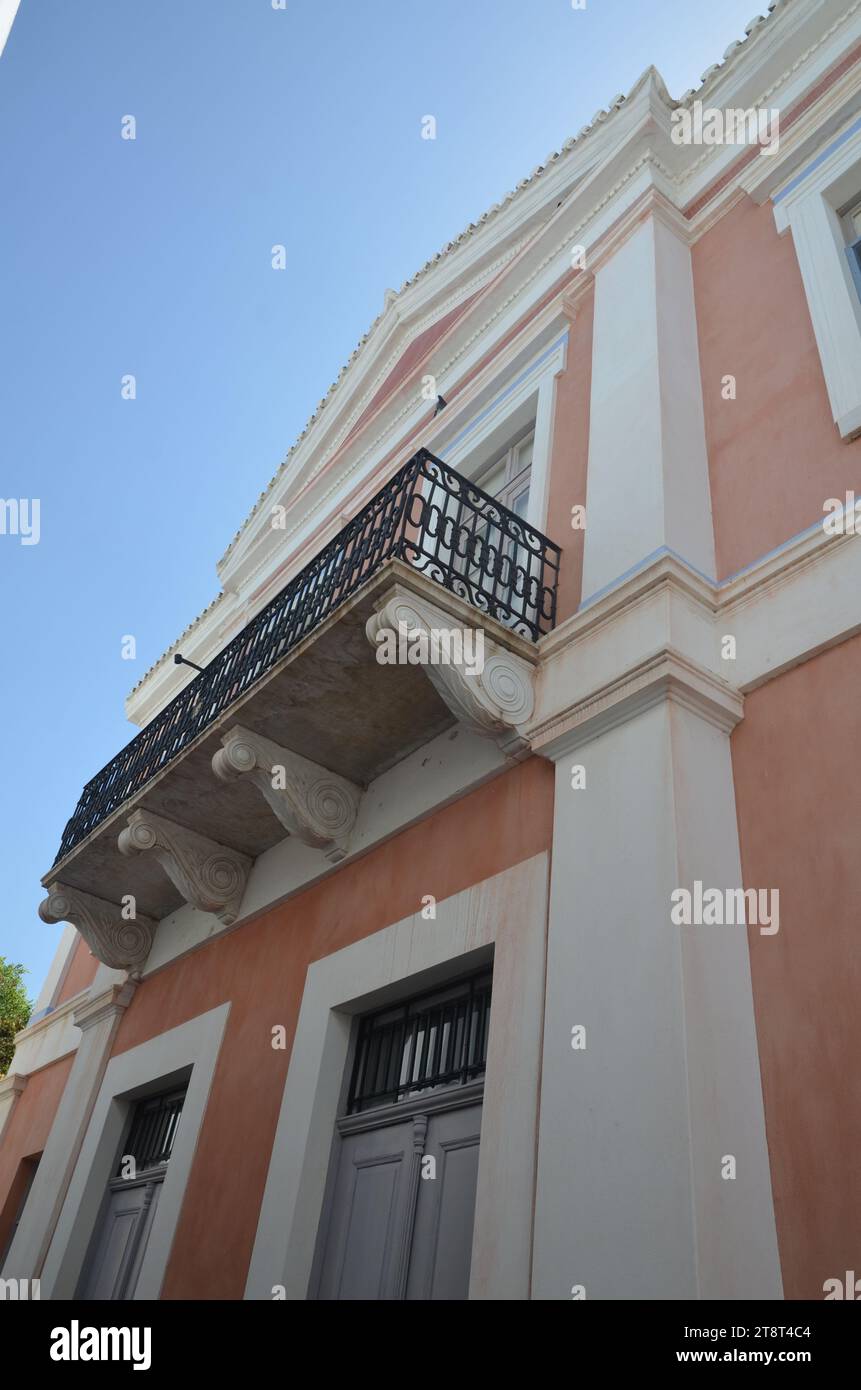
left=118, top=1087, right=186, bottom=1176
left=842, top=198, right=861, bottom=301
left=76, top=1083, right=188, bottom=1300
left=452, top=428, right=537, bottom=624
left=475, top=429, right=534, bottom=518
left=772, top=123, right=861, bottom=439
left=347, top=970, right=492, bottom=1114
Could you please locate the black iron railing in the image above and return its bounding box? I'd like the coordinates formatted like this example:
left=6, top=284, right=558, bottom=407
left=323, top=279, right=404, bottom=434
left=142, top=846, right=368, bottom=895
left=54, top=449, right=560, bottom=863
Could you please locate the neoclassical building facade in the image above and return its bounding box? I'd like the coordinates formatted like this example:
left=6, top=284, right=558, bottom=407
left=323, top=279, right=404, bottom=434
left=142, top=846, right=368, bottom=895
left=2, top=0, right=860, bottom=1301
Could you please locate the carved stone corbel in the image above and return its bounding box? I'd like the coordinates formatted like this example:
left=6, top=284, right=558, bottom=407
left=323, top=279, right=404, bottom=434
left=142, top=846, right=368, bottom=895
left=211, top=725, right=361, bottom=864
left=117, top=809, right=251, bottom=925
left=366, top=586, right=536, bottom=755
left=38, top=882, right=156, bottom=970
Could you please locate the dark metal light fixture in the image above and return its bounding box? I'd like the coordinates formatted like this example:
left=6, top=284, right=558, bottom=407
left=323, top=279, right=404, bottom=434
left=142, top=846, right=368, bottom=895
left=174, top=653, right=204, bottom=674
left=433, top=394, right=447, bottom=417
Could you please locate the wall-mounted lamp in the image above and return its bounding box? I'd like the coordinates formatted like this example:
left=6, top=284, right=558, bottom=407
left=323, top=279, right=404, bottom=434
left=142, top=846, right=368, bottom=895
left=174, top=653, right=205, bottom=674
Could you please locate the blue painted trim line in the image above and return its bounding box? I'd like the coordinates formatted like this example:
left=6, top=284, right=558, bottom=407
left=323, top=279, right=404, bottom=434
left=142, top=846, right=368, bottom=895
left=444, top=332, right=569, bottom=455
left=773, top=113, right=861, bottom=204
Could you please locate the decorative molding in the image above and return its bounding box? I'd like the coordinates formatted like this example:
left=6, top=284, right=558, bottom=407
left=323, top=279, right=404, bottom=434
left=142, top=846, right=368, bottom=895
left=212, top=725, right=362, bottom=864
left=681, top=1, right=861, bottom=202
left=391, top=1113, right=428, bottom=1300
left=72, top=981, right=138, bottom=1034
left=585, top=183, right=695, bottom=279
left=124, top=5, right=861, bottom=745
left=561, top=287, right=583, bottom=320
left=124, top=7, right=861, bottom=724
left=117, top=809, right=251, bottom=925
left=531, top=647, right=744, bottom=761
left=366, top=584, right=536, bottom=756
left=0, top=1072, right=27, bottom=1145
left=303, top=243, right=531, bottom=486
left=213, top=238, right=533, bottom=606
left=7, top=988, right=98, bottom=1082
left=0, top=1073, right=27, bottom=1099
left=38, top=884, right=156, bottom=971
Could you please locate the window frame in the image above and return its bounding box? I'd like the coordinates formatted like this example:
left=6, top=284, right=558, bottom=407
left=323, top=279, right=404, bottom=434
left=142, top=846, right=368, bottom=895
left=841, top=197, right=861, bottom=303
left=475, top=427, right=534, bottom=513
left=427, top=332, right=567, bottom=533
left=346, top=967, right=493, bottom=1115
left=37, top=1004, right=229, bottom=1300
left=772, top=118, right=861, bottom=440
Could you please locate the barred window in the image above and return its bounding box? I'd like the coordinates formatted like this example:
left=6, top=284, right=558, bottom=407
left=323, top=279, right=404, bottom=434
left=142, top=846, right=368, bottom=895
left=347, top=971, right=492, bottom=1114
left=117, top=1086, right=186, bottom=1176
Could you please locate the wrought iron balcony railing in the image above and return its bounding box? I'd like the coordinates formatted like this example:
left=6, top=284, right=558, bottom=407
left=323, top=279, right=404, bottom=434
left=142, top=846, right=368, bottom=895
left=55, top=449, right=561, bottom=863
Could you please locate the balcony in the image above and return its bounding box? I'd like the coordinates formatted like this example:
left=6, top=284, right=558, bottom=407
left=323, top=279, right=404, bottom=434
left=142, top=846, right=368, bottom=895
left=40, top=449, right=560, bottom=966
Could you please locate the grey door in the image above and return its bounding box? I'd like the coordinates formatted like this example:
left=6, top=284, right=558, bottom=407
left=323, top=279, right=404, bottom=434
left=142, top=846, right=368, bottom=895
left=316, top=1116, right=417, bottom=1300
left=316, top=1099, right=482, bottom=1301
left=77, top=1083, right=185, bottom=1300
left=405, top=1102, right=481, bottom=1301
left=78, top=1177, right=162, bottom=1300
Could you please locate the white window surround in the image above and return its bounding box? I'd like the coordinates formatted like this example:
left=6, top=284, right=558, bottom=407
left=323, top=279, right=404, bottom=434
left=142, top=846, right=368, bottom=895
left=39, top=1002, right=230, bottom=1300
left=245, top=853, right=548, bottom=1301
left=773, top=115, right=861, bottom=441
left=427, top=332, right=567, bottom=536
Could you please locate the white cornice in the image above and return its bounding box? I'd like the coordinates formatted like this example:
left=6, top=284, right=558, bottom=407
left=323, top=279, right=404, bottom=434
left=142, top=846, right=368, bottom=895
left=11, top=988, right=90, bottom=1047
left=0, top=1072, right=27, bottom=1098
left=677, top=1, right=861, bottom=206
left=72, top=980, right=137, bottom=1034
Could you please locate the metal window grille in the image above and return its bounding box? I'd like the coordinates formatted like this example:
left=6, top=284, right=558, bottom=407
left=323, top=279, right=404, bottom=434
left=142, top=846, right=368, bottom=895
left=117, top=1087, right=186, bottom=1176
left=347, top=971, right=492, bottom=1114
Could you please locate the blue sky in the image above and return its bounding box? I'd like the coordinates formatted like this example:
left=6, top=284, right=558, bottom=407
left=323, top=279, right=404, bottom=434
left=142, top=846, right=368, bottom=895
left=0, top=0, right=764, bottom=994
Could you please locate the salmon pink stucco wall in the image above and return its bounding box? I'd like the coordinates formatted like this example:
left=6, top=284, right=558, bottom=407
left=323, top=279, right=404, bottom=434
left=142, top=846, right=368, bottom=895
left=692, top=194, right=861, bottom=580
left=107, top=756, right=554, bottom=1300
left=53, top=934, right=99, bottom=1007
left=0, top=1054, right=75, bottom=1259
left=545, top=288, right=594, bottom=624
left=731, top=634, right=861, bottom=1299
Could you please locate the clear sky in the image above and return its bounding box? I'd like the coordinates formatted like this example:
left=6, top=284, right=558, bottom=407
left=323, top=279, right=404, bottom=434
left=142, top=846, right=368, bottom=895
left=0, top=0, right=765, bottom=996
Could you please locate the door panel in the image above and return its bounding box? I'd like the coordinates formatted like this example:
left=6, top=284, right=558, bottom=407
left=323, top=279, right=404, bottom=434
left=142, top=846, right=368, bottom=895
left=316, top=1100, right=482, bottom=1301
left=316, top=1119, right=416, bottom=1301
left=406, top=1102, right=482, bottom=1301
left=124, top=1179, right=161, bottom=1298
left=78, top=1180, right=160, bottom=1300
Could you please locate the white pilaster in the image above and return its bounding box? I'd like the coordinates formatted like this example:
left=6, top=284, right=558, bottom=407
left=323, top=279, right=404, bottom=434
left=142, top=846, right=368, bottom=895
left=1, top=981, right=136, bottom=1282
left=582, top=213, right=715, bottom=598
left=531, top=678, right=781, bottom=1300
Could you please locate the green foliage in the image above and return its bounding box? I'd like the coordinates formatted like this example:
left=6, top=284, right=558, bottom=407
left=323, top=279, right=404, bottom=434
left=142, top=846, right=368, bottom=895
left=0, top=957, right=31, bottom=1076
